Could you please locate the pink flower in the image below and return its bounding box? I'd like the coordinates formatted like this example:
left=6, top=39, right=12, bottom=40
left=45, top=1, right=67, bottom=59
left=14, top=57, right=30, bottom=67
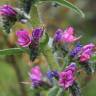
left=80, top=53, right=90, bottom=62
left=59, top=63, right=76, bottom=89
left=16, top=29, right=31, bottom=47
left=82, top=43, right=95, bottom=52
left=79, top=43, right=95, bottom=62
left=0, top=5, right=17, bottom=16
left=54, top=26, right=81, bottom=43
left=29, top=66, right=42, bottom=87
left=65, top=62, right=76, bottom=73
left=62, top=26, right=81, bottom=43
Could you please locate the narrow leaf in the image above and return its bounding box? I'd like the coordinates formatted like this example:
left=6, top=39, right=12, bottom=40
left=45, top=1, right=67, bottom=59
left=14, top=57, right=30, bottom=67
left=40, top=33, right=49, bottom=49
left=56, top=88, right=64, bottom=96
left=39, top=0, right=85, bottom=18
left=47, top=86, right=59, bottom=96
left=0, top=48, right=26, bottom=55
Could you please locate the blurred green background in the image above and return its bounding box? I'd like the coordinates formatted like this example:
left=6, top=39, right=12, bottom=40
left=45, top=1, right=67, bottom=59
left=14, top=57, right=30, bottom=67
left=0, top=0, right=96, bottom=96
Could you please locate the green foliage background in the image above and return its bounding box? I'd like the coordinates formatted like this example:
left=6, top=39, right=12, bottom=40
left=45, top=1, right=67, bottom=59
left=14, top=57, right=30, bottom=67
left=0, top=0, right=96, bottom=96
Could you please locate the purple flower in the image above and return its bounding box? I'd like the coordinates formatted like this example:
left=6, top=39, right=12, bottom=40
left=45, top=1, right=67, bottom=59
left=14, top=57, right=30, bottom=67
left=79, top=43, right=95, bottom=62
left=29, top=66, right=42, bottom=87
left=16, top=29, right=31, bottom=47
left=70, top=43, right=82, bottom=57
left=0, top=5, right=17, bottom=17
left=65, top=63, right=77, bottom=73
left=54, top=29, right=63, bottom=42
left=47, top=70, right=59, bottom=82
left=59, top=63, right=76, bottom=89
left=82, top=43, right=95, bottom=52
left=32, top=27, right=44, bottom=41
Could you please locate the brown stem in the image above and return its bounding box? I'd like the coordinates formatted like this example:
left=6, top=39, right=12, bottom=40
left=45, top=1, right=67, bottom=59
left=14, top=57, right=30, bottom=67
left=4, top=35, right=28, bottom=96
left=5, top=55, right=27, bottom=96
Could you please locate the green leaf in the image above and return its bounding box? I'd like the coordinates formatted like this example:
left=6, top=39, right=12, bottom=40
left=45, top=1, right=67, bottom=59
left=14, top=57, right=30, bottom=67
left=56, top=88, right=65, bottom=96
left=0, top=48, right=26, bottom=55
left=40, top=33, right=49, bottom=49
left=29, top=6, right=41, bottom=27
left=91, top=54, right=96, bottom=62
left=47, top=86, right=59, bottom=96
left=39, top=0, right=85, bottom=18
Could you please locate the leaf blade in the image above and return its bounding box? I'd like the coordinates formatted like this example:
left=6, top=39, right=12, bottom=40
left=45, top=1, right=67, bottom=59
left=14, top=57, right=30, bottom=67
left=40, top=33, right=49, bottom=49
left=39, top=0, right=85, bottom=18
left=47, top=86, right=59, bottom=96
left=0, top=48, right=25, bottom=55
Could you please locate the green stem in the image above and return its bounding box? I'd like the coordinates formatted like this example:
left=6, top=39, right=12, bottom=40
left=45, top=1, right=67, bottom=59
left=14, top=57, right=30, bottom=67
left=42, top=45, right=60, bottom=71
left=36, top=6, right=60, bottom=70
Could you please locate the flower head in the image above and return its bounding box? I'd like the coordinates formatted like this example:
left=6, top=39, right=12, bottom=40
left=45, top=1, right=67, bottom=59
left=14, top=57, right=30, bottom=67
left=32, top=27, right=44, bottom=41
left=61, top=27, right=81, bottom=43
left=0, top=5, right=17, bottom=17
left=70, top=43, right=82, bottom=57
left=54, top=26, right=81, bottom=43
left=16, top=29, right=31, bottom=47
left=82, top=43, right=95, bottom=52
left=80, top=53, right=90, bottom=62
left=54, top=29, right=63, bottom=42
left=47, top=70, right=59, bottom=82
left=0, top=5, right=17, bottom=33
left=29, top=66, right=42, bottom=88
left=79, top=43, right=95, bottom=62
left=65, top=62, right=77, bottom=73
left=59, top=63, right=76, bottom=89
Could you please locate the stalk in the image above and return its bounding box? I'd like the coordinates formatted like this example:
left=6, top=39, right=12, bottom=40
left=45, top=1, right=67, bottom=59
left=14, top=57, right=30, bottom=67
left=42, top=45, right=60, bottom=70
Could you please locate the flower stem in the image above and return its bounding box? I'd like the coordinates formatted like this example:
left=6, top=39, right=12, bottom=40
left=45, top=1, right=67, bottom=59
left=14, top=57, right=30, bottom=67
left=42, top=45, right=60, bottom=71
left=36, top=6, right=60, bottom=70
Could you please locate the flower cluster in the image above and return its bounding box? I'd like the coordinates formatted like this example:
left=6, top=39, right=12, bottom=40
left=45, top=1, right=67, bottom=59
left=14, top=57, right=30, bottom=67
left=54, top=26, right=81, bottom=43
left=16, top=27, right=44, bottom=61
left=53, top=26, right=95, bottom=76
left=15, top=25, right=96, bottom=96
left=1, top=0, right=96, bottom=95
left=0, top=5, right=17, bottom=33
left=0, top=4, right=30, bottom=21
left=29, top=66, right=43, bottom=88
left=30, top=63, right=76, bottom=89
left=70, top=43, right=95, bottom=62
left=16, top=27, right=44, bottom=48
left=79, top=43, right=95, bottom=62
left=59, top=63, right=76, bottom=89
left=27, top=26, right=96, bottom=91
left=0, top=5, right=17, bottom=17
left=53, top=26, right=95, bottom=63
left=0, top=4, right=30, bottom=33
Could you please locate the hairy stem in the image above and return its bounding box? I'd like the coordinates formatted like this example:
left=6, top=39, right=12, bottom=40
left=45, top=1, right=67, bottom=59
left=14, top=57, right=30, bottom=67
left=42, top=45, right=60, bottom=70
